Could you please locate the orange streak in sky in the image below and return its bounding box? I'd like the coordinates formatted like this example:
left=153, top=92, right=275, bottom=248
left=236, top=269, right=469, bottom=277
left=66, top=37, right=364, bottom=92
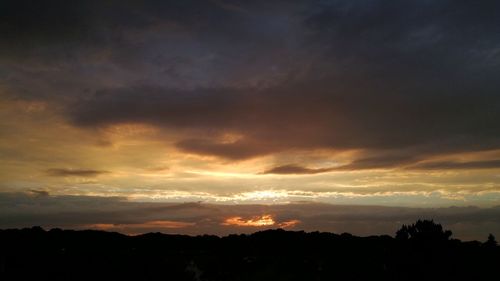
left=278, top=219, right=301, bottom=228
left=223, top=214, right=275, bottom=226
left=88, top=220, right=195, bottom=230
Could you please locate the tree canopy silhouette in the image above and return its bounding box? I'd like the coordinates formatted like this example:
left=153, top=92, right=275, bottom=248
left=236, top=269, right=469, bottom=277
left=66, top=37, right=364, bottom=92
left=395, top=219, right=452, bottom=241
left=485, top=233, right=498, bottom=247
left=0, top=220, right=498, bottom=281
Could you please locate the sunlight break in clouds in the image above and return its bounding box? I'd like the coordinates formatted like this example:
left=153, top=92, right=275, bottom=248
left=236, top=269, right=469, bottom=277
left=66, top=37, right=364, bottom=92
left=223, top=214, right=300, bottom=228
left=223, top=215, right=276, bottom=227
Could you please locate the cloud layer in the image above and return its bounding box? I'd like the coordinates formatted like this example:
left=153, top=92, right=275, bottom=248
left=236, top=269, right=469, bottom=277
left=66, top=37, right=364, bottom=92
left=46, top=168, right=110, bottom=177
left=1, top=192, right=499, bottom=241
left=2, top=1, right=500, bottom=163
left=1, top=1, right=500, bottom=209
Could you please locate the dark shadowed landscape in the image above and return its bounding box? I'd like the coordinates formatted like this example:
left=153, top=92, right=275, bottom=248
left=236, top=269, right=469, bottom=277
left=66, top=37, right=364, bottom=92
left=1, top=220, right=499, bottom=281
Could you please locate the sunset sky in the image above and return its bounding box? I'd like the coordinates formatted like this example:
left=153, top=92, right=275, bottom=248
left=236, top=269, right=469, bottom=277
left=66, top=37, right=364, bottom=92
left=1, top=0, right=500, bottom=240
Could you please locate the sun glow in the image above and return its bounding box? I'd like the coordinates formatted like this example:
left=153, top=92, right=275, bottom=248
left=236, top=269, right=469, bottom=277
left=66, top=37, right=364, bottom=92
left=222, top=214, right=301, bottom=228
left=223, top=215, right=275, bottom=226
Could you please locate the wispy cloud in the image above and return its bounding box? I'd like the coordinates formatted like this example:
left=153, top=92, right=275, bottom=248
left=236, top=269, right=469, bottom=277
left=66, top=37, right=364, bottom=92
left=261, top=164, right=335, bottom=175
left=46, top=169, right=110, bottom=177
left=28, top=189, right=49, bottom=197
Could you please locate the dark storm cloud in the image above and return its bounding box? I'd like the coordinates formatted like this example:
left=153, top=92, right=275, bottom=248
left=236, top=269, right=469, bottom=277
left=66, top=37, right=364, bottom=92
left=0, top=0, right=240, bottom=58
left=304, top=0, right=500, bottom=80
left=0, top=0, right=297, bottom=68
left=68, top=83, right=500, bottom=162
left=0, top=192, right=499, bottom=240
left=46, top=168, right=110, bottom=177
left=2, top=1, right=500, bottom=166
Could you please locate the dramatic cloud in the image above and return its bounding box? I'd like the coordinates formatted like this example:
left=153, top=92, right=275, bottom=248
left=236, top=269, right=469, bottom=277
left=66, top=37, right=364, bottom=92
left=2, top=1, right=500, bottom=163
left=1, top=0, right=500, bottom=224
left=66, top=83, right=500, bottom=163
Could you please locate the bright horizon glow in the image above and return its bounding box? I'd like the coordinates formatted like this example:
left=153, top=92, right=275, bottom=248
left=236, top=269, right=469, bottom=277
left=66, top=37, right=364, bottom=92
left=223, top=215, right=276, bottom=227
left=222, top=214, right=307, bottom=229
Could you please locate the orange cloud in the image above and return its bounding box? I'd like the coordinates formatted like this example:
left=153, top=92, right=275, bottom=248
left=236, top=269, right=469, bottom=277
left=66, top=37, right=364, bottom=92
left=222, top=215, right=301, bottom=229
left=222, top=215, right=275, bottom=226
left=278, top=219, right=301, bottom=228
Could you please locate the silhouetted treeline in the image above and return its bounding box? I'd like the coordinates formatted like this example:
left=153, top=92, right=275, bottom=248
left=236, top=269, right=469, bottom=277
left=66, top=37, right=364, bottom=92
left=0, top=220, right=499, bottom=281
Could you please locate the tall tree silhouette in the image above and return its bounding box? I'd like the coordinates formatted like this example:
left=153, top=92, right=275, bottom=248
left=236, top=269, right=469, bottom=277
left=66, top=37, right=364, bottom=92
left=484, top=233, right=497, bottom=247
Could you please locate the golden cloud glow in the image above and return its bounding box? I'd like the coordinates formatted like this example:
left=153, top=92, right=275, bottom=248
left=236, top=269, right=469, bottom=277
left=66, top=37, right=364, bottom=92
left=223, top=215, right=275, bottom=226
left=1, top=92, right=500, bottom=208
left=222, top=215, right=301, bottom=228
left=278, top=220, right=301, bottom=228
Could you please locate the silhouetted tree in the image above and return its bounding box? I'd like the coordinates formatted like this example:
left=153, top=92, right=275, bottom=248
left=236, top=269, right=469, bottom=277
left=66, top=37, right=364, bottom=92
left=484, top=233, right=497, bottom=247
left=395, top=224, right=409, bottom=240
left=2, top=222, right=499, bottom=281
left=396, top=220, right=452, bottom=241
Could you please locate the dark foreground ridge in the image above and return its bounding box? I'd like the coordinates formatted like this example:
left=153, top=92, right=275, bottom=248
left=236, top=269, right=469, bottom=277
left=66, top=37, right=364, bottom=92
left=1, top=220, right=499, bottom=281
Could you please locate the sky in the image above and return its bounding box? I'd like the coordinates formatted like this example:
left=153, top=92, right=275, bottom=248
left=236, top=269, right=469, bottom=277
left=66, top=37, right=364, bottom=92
left=1, top=0, right=500, bottom=240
